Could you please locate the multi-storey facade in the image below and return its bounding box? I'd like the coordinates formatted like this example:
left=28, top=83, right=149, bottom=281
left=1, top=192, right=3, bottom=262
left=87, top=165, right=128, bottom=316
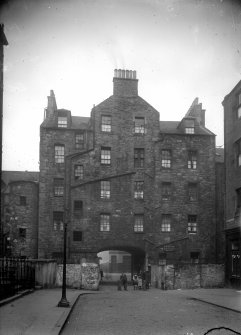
left=223, top=80, right=241, bottom=288
left=38, top=69, right=217, bottom=272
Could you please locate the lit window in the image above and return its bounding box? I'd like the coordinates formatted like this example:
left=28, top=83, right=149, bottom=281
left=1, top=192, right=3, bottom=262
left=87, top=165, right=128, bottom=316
left=134, top=181, right=144, bottom=199
left=161, top=214, right=171, bottom=232
left=58, top=116, right=67, bottom=128
left=162, top=182, right=171, bottom=201
left=55, top=145, right=65, bottom=163
left=54, top=178, right=64, bottom=196
left=100, top=214, right=110, bottom=231
left=134, top=214, right=144, bottom=232
left=19, top=196, right=27, bottom=206
left=74, top=165, right=84, bottom=180
left=134, top=148, right=144, bottom=168
left=73, top=231, right=82, bottom=241
left=75, top=133, right=84, bottom=150
left=188, top=151, right=197, bottom=169
left=134, top=117, right=145, bottom=134
left=101, top=180, right=110, bottom=199
left=19, top=228, right=26, bottom=238
left=235, top=138, right=241, bottom=167
left=188, top=215, right=197, bottom=234
left=188, top=183, right=198, bottom=201
left=101, top=115, right=111, bottom=132
left=53, top=212, right=64, bottom=231
left=161, top=150, right=171, bottom=168
left=101, top=147, right=111, bottom=165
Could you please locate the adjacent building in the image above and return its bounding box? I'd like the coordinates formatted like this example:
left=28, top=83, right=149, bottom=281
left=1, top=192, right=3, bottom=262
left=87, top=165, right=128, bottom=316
left=223, top=80, right=241, bottom=288
left=38, top=69, right=218, bottom=272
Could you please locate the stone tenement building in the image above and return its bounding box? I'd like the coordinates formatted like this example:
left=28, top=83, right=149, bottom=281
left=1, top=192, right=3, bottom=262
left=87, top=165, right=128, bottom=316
left=223, top=80, right=241, bottom=288
left=38, top=69, right=219, bottom=273
left=1, top=171, right=39, bottom=258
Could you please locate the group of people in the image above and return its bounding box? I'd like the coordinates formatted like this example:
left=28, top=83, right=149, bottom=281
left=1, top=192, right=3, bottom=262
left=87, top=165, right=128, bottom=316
left=118, top=271, right=150, bottom=291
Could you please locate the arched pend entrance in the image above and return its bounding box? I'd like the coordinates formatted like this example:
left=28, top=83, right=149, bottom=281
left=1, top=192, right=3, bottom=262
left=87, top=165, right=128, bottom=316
left=97, top=247, right=146, bottom=283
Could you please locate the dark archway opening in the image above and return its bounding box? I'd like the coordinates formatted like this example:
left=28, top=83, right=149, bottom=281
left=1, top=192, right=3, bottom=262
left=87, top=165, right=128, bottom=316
left=97, top=248, right=145, bottom=283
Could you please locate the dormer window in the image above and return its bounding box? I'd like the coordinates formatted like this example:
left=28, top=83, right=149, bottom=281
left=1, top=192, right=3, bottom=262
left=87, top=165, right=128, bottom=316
left=185, top=119, right=195, bottom=134
left=58, top=116, right=67, bottom=128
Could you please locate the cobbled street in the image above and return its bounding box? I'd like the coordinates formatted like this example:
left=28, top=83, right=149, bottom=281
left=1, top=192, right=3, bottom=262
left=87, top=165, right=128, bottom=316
left=61, top=285, right=241, bottom=335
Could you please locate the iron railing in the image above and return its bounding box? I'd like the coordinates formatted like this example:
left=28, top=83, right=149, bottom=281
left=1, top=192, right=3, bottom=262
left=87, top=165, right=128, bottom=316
left=0, top=257, right=35, bottom=300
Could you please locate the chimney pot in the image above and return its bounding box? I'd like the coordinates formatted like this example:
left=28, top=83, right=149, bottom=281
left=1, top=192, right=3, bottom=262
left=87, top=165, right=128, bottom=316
left=118, top=69, right=122, bottom=78
left=114, top=69, right=117, bottom=78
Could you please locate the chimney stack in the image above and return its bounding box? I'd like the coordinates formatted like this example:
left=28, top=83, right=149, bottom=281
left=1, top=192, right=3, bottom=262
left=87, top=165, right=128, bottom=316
left=45, top=90, right=57, bottom=119
left=113, top=69, right=138, bottom=97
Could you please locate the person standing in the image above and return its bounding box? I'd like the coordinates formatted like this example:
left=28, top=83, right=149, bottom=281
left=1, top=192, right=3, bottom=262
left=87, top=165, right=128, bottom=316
left=120, top=273, right=128, bottom=290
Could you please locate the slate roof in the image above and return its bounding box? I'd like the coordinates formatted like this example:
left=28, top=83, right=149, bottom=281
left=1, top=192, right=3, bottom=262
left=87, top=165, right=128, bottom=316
left=159, top=121, right=215, bottom=136
left=2, top=171, right=39, bottom=185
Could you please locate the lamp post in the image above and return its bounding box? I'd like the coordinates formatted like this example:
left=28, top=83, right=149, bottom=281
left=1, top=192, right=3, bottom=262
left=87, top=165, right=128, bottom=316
left=58, top=220, right=69, bottom=307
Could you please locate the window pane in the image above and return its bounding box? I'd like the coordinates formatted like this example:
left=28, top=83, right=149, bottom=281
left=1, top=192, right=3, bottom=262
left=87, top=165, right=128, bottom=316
left=134, top=181, right=144, bottom=199
left=161, top=150, right=171, bottom=168
left=162, top=182, right=171, bottom=200
left=58, top=117, right=67, bottom=128
left=188, top=183, right=197, bottom=201
left=101, top=115, right=111, bottom=132
left=134, top=149, right=144, bottom=168
left=54, top=179, right=64, bottom=196
left=75, top=133, right=84, bottom=149
left=55, top=145, right=65, bottom=163
left=185, top=127, right=194, bottom=134
left=20, top=196, right=27, bottom=206
left=101, top=147, right=111, bottom=165
left=74, top=200, right=83, bottom=211
left=100, top=214, right=110, bottom=231
left=161, top=214, right=171, bottom=232
left=134, top=214, right=144, bottom=232
left=101, top=180, right=110, bottom=198
left=74, top=165, right=84, bottom=179
left=53, top=211, right=64, bottom=231
left=188, top=215, right=197, bottom=234
left=134, top=117, right=145, bottom=134
left=238, top=107, right=241, bottom=119
left=188, top=151, right=197, bottom=169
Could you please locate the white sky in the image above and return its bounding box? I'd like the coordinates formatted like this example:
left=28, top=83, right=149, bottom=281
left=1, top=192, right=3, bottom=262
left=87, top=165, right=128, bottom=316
left=1, top=0, right=241, bottom=171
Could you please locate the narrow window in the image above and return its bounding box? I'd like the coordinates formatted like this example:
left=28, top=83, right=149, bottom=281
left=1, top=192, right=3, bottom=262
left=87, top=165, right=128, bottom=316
left=55, top=145, right=65, bottom=163
left=100, top=214, right=110, bottom=231
left=190, top=252, right=200, bottom=264
left=134, top=181, right=144, bottom=199
left=54, top=178, right=64, bottom=196
left=162, top=182, right=171, bottom=201
left=188, top=151, right=197, bottom=169
left=188, top=215, right=197, bottom=234
left=73, top=231, right=82, bottom=241
left=134, top=214, right=144, bottom=232
left=53, top=212, right=64, bottom=231
left=101, top=147, right=111, bottom=165
left=75, top=133, right=84, bottom=150
left=74, top=165, right=84, bottom=180
left=185, top=119, right=195, bottom=134
left=134, top=117, right=145, bottom=134
left=161, top=214, right=171, bottom=232
left=188, top=183, right=198, bottom=201
left=134, top=148, right=144, bottom=168
left=58, top=116, right=67, bottom=128
left=19, top=196, right=27, bottom=206
left=101, top=180, right=110, bottom=199
left=101, top=115, right=111, bottom=132
left=235, top=138, right=241, bottom=167
left=161, top=150, right=171, bottom=168
left=19, top=228, right=26, bottom=238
